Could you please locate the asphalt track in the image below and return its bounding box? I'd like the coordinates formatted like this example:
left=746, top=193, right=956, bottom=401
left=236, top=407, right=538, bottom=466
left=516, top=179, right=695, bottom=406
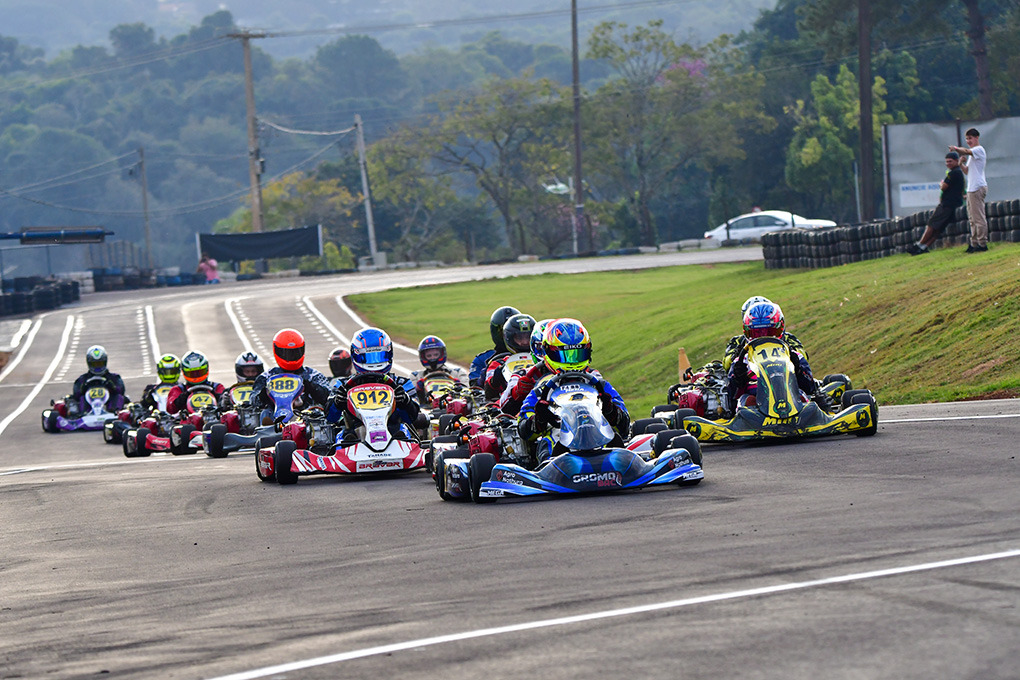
left=0, top=248, right=1017, bottom=680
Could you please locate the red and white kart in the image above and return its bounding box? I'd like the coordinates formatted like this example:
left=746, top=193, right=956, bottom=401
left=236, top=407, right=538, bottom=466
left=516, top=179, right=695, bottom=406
left=122, top=385, right=217, bottom=457
left=257, top=380, right=424, bottom=484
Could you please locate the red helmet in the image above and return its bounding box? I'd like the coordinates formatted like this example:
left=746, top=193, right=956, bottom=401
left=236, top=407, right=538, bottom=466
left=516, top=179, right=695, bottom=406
left=273, top=328, right=305, bottom=371
left=329, top=347, right=352, bottom=378
left=742, top=302, right=785, bottom=339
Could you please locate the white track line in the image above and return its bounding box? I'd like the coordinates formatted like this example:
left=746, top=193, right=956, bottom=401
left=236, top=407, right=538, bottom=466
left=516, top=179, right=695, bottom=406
left=206, top=548, right=1020, bottom=680
left=145, top=305, right=161, bottom=362
left=224, top=298, right=254, bottom=353
left=302, top=297, right=350, bottom=346
left=0, top=319, right=42, bottom=384
left=333, top=295, right=413, bottom=377
left=10, top=319, right=32, bottom=347
left=0, top=315, right=74, bottom=437
left=882, top=413, right=1020, bottom=423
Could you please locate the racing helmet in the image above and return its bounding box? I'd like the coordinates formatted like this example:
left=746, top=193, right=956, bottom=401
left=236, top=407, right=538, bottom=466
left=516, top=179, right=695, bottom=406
left=542, top=318, right=592, bottom=373
left=489, top=306, right=520, bottom=352
left=328, top=347, right=353, bottom=378
left=743, top=301, right=785, bottom=339
left=502, top=314, right=536, bottom=354
left=417, top=335, right=447, bottom=371
left=741, top=295, right=772, bottom=314
left=85, top=345, right=108, bottom=375
left=351, top=327, right=393, bottom=374
left=156, top=353, right=181, bottom=384
left=530, top=318, right=554, bottom=363
left=234, top=351, right=264, bottom=381
left=272, top=328, right=305, bottom=371
left=181, top=351, right=209, bottom=384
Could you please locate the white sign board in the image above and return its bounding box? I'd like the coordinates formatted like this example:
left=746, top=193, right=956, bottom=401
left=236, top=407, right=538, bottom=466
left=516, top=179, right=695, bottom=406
left=899, top=182, right=941, bottom=208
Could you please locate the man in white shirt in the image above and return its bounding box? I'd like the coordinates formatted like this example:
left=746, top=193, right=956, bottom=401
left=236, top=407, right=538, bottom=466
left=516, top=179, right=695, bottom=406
left=950, top=128, right=988, bottom=253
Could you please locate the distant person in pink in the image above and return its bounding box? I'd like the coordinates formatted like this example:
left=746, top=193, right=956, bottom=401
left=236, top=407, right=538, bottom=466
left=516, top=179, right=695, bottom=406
left=197, top=252, right=220, bottom=284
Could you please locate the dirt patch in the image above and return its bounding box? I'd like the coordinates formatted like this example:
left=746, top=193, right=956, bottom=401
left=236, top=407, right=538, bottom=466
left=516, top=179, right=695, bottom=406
left=957, top=388, right=1020, bottom=401
left=960, top=357, right=1008, bottom=380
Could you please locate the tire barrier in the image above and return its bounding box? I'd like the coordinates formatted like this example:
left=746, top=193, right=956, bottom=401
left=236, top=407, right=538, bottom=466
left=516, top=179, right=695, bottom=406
left=1, top=279, right=81, bottom=319
left=763, top=198, right=1020, bottom=269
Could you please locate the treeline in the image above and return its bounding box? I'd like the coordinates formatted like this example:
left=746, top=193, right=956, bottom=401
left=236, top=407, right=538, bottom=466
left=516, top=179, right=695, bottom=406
left=0, top=1, right=1017, bottom=269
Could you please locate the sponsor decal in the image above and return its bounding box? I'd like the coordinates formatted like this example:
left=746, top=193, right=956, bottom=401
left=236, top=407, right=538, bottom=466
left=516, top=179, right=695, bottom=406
left=855, top=407, right=871, bottom=427
left=369, top=430, right=388, bottom=443
left=671, top=451, right=691, bottom=467
left=495, top=470, right=524, bottom=485
left=356, top=459, right=403, bottom=472
left=572, top=471, right=622, bottom=486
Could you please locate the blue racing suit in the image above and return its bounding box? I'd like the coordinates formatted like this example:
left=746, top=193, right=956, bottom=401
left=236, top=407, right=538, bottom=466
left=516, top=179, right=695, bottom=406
left=326, top=372, right=419, bottom=441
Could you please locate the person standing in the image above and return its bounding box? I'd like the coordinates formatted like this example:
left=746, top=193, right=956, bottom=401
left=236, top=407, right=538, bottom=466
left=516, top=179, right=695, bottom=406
left=949, top=128, right=987, bottom=253
left=907, top=151, right=965, bottom=255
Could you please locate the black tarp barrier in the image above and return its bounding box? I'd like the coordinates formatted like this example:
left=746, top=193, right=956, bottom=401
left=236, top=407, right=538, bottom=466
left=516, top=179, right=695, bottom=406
left=196, top=225, right=322, bottom=261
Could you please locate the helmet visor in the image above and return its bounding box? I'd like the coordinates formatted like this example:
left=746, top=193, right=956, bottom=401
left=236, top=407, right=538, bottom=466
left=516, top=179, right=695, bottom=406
left=745, top=326, right=782, bottom=339
left=275, top=346, right=304, bottom=363
left=238, top=365, right=262, bottom=379
left=506, top=331, right=531, bottom=352
left=183, top=366, right=208, bottom=382
left=158, top=367, right=179, bottom=383
left=546, top=345, right=591, bottom=366
left=421, top=348, right=444, bottom=364
left=355, top=349, right=391, bottom=367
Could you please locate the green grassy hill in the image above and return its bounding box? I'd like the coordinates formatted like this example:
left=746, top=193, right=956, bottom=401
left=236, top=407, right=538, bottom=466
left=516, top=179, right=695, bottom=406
left=349, top=244, right=1020, bottom=416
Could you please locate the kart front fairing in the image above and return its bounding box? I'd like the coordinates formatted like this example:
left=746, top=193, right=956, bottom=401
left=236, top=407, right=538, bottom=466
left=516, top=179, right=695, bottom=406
left=53, top=384, right=114, bottom=431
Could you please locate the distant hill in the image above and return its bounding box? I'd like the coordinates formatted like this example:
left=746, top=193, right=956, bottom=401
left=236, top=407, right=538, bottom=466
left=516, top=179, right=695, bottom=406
left=1, top=0, right=777, bottom=58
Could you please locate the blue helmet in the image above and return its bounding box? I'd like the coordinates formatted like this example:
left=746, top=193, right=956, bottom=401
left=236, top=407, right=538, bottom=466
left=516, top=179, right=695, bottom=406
left=530, top=318, right=554, bottom=363
left=351, top=327, right=394, bottom=374
left=417, top=335, right=447, bottom=371
left=743, top=301, right=785, bottom=339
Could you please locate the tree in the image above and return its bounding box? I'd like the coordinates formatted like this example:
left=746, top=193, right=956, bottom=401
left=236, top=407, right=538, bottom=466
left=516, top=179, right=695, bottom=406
left=586, top=21, right=774, bottom=246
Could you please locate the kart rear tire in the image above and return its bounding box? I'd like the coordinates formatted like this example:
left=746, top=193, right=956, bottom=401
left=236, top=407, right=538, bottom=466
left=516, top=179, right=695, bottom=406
left=434, top=451, right=451, bottom=500
left=254, top=437, right=275, bottom=482
left=630, top=417, right=661, bottom=436
left=207, top=424, right=228, bottom=458
left=437, top=414, right=459, bottom=436
left=427, top=435, right=461, bottom=473
left=652, top=429, right=688, bottom=456
left=670, top=408, right=697, bottom=429
left=650, top=404, right=678, bottom=418
left=42, top=410, right=57, bottom=433
left=851, top=392, right=878, bottom=437
left=135, top=427, right=153, bottom=457
left=172, top=424, right=196, bottom=455
left=822, top=374, right=852, bottom=389
left=841, top=389, right=871, bottom=410
left=274, top=440, right=298, bottom=485
left=468, top=453, right=496, bottom=504
left=669, top=434, right=703, bottom=468
left=644, top=421, right=667, bottom=435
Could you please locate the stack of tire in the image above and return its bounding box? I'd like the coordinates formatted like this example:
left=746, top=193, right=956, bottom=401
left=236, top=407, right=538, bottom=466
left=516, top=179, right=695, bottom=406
left=763, top=198, right=1020, bottom=269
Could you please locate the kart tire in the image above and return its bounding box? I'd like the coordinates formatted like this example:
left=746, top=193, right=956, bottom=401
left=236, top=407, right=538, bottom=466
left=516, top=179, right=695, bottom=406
left=254, top=437, right=275, bottom=482
left=851, top=392, right=878, bottom=437
left=644, top=421, right=667, bottom=435
left=103, top=421, right=120, bottom=444
left=670, top=408, right=697, bottom=429
left=630, top=417, right=661, bottom=436
left=206, top=424, right=228, bottom=458
left=652, top=429, right=688, bottom=456
left=274, top=440, right=298, bottom=485
left=650, top=404, right=678, bottom=418
left=669, top=434, right=703, bottom=468
left=434, top=451, right=451, bottom=500
left=427, top=435, right=461, bottom=473
left=468, top=452, right=496, bottom=504
left=841, top=389, right=871, bottom=410
left=135, top=427, right=153, bottom=458
left=42, top=410, right=57, bottom=433
left=821, top=374, right=852, bottom=389
left=438, top=414, right=458, bottom=436
left=172, top=424, right=196, bottom=456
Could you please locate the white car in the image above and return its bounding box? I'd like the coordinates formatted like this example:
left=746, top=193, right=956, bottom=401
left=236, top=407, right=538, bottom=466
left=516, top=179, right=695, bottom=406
left=703, top=210, right=837, bottom=243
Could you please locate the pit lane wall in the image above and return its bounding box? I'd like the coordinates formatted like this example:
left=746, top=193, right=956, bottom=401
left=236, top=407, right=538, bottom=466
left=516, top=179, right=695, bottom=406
left=762, top=198, right=1020, bottom=269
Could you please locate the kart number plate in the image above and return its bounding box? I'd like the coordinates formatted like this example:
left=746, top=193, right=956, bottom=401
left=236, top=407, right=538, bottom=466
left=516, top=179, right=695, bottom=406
left=231, top=384, right=254, bottom=404
left=188, top=392, right=215, bottom=410
left=87, top=386, right=108, bottom=401
left=349, top=386, right=392, bottom=410
left=268, top=376, right=301, bottom=393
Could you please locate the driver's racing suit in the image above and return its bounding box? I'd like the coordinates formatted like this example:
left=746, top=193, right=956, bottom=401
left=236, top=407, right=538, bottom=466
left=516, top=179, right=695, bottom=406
left=250, top=366, right=331, bottom=417
left=326, top=372, right=420, bottom=442
left=69, top=370, right=127, bottom=413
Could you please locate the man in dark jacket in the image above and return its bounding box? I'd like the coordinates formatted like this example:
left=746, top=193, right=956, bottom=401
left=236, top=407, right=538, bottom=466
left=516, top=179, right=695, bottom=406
left=907, top=151, right=966, bottom=255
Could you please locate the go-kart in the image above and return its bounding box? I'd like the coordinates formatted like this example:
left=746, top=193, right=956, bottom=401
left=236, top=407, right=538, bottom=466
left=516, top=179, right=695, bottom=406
left=122, top=385, right=218, bottom=457
left=205, top=374, right=302, bottom=458
left=663, top=336, right=877, bottom=442
left=103, top=384, right=175, bottom=444
left=435, top=372, right=704, bottom=502
left=42, top=377, right=119, bottom=433
left=257, top=377, right=424, bottom=484
left=419, top=370, right=475, bottom=441
left=426, top=403, right=529, bottom=476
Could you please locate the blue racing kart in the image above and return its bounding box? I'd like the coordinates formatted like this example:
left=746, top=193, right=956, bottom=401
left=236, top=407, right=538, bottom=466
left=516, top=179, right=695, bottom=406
left=435, top=372, right=704, bottom=502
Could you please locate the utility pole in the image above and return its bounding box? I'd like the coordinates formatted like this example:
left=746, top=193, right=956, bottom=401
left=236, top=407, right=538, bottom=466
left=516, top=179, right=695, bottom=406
left=857, top=0, right=874, bottom=221
left=230, top=32, right=266, bottom=234
left=355, top=114, right=379, bottom=264
left=570, top=0, right=586, bottom=250
left=137, top=147, right=152, bottom=268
